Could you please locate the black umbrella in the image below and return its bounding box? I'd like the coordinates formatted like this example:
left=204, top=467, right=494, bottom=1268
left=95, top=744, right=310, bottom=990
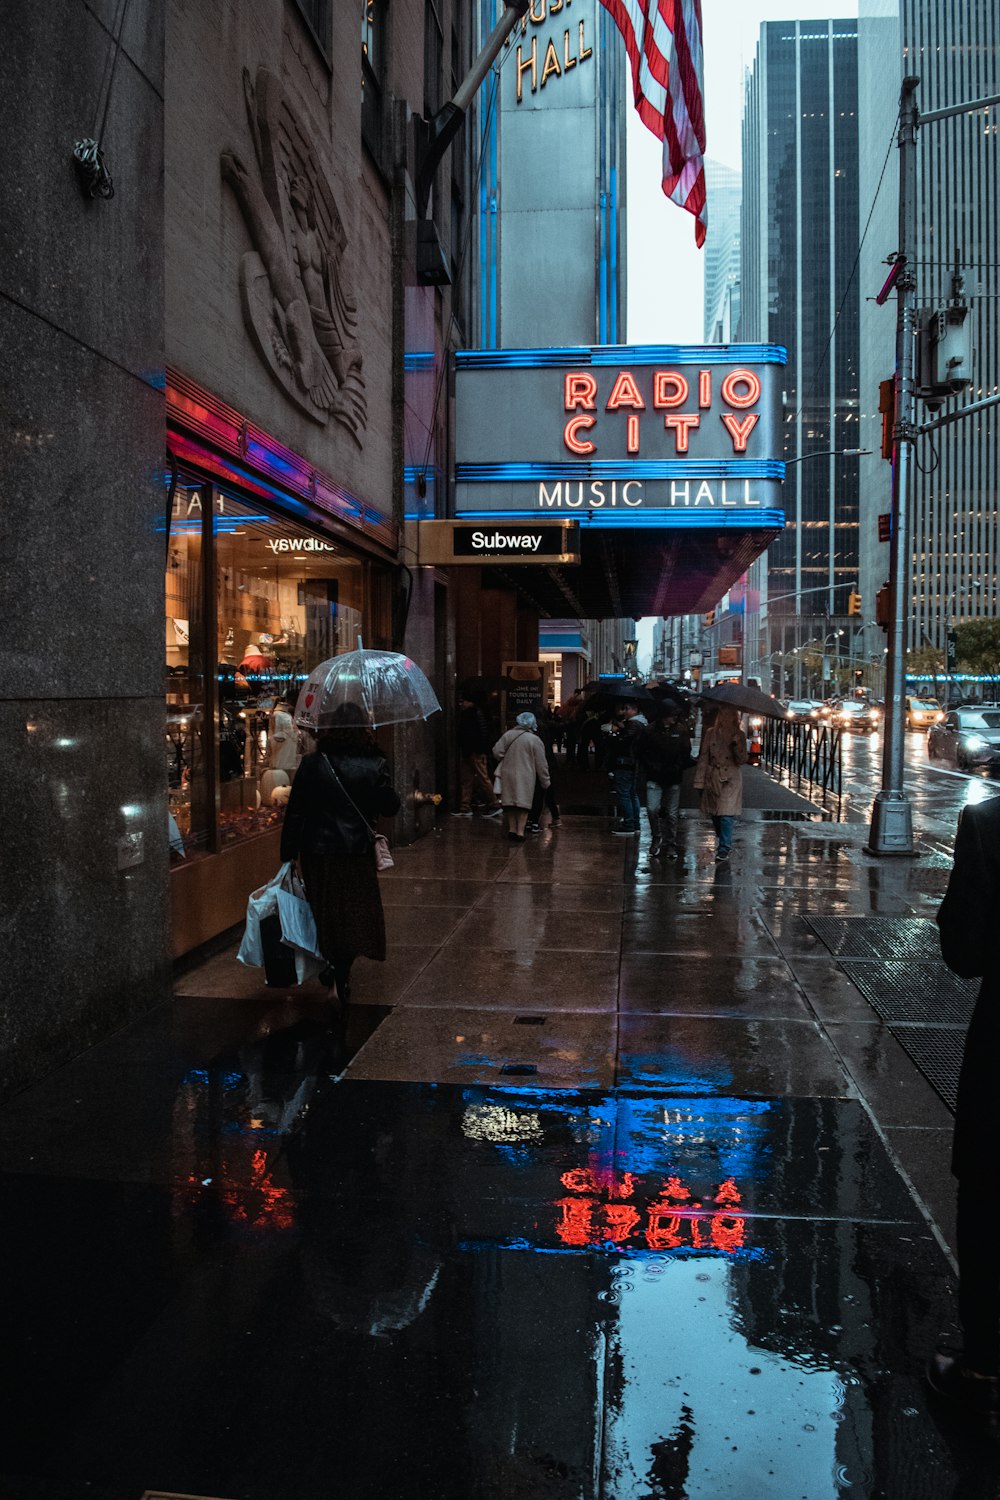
left=459, top=675, right=516, bottom=696
left=699, top=682, right=788, bottom=719
left=648, top=682, right=690, bottom=705
left=587, top=680, right=659, bottom=707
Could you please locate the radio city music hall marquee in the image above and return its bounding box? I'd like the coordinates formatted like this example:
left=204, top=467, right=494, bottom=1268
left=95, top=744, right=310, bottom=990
left=453, top=345, right=787, bottom=530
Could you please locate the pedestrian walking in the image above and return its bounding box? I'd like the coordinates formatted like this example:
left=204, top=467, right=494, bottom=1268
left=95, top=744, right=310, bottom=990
left=493, top=712, right=550, bottom=842
left=280, top=703, right=401, bottom=1007
left=528, top=711, right=561, bottom=832
left=635, top=707, right=693, bottom=857
left=455, top=695, right=502, bottom=817
left=927, top=795, right=1000, bottom=1425
left=693, top=703, right=747, bottom=862
left=606, top=701, right=648, bottom=835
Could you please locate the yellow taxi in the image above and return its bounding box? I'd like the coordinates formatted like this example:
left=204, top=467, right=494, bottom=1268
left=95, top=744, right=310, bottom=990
left=905, top=695, right=945, bottom=731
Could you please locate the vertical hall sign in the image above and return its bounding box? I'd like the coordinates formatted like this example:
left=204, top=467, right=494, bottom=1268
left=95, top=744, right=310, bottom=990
left=506, top=0, right=594, bottom=105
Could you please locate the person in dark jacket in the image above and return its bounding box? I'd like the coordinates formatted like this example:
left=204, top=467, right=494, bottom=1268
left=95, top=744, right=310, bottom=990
left=927, top=796, right=1000, bottom=1424
left=527, top=711, right=561, bottom=832
left=606, top=702, right=648, bottom=834
left=280, top=703, right=400, bottom=1007
left=635, top=707, right=693, bottom=857
left=455, top=696, right=501, bottom=816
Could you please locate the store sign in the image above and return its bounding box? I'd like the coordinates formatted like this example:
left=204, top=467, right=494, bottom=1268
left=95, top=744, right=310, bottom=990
left=419, top=520, right=580, bottom=566
left=508, top=3, right=594, bottom=105
left=265, top=537, right=336, bottom=554
left=454, top=345, right=787, bottom=527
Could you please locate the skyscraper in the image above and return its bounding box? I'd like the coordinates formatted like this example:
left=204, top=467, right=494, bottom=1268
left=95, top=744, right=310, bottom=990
left=857, top=0, right=1000, bottom=665
left=740, top=20, right=862, bottom=694
left=703, top=159, right=742, bottom=345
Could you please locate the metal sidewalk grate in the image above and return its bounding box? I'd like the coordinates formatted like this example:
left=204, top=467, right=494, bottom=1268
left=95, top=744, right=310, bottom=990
left=806, top=915, right=943, bottom=960
left=885, top=1026, right=965, bottom=1112
left=839, top=960, right=978, bottom=1027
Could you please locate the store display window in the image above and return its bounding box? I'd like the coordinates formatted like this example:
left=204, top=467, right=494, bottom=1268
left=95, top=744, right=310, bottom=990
left=165, top=477, right=371, bottom=859
left=213, top=491, right=365, bottom=845
left=166, top=479, right=209, bottom=858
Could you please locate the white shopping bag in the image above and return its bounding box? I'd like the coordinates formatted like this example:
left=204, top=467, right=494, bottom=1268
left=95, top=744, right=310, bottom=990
left=237, top=861, right=294, bottom=969
left=276, top=874, right=326, bottom=984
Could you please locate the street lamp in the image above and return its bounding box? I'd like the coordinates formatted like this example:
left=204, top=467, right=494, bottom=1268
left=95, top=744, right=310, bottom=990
left=783, top=448, right=872, bottom=465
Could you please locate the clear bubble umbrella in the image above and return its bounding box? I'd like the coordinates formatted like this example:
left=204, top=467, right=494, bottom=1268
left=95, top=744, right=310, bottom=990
left=293, top=648, right=441, bottom=731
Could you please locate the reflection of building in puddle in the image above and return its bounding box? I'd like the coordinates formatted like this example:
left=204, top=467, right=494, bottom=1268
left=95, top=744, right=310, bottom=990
left=605, top=1262, right=847, bottom=1497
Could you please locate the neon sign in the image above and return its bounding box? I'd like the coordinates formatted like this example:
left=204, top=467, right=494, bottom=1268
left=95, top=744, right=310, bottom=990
left=454, top=344, right=787, bottom=521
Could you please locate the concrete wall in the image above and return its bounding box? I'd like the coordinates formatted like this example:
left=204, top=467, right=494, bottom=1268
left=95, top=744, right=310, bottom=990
left=165, top=0, right=394, bottom=515
left=0, top=1, right=168, bottom=1098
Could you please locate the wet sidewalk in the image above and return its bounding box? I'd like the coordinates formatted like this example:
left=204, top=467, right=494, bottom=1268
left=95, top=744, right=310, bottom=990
left=2, top=781, right=996, bottom=1499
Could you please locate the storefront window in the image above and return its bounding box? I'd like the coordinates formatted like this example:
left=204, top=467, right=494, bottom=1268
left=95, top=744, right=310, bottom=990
left=166, top=479, right=378, bottom=858
left=213, top=491, right=366, bottom=846
left=166, top=478, right=209, bottom=859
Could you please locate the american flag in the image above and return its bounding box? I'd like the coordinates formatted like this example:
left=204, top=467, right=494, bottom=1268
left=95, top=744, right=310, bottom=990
left=599, top=0, right=708, bottom=247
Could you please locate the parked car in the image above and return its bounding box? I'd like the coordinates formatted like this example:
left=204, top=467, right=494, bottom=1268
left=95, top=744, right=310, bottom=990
left=928, top=706, right=1000, bottom=771
left=784, top=698, right=822, bottom=723
left=905, top=695, right=945, bottom=731
left=835, top=699, right=880, bottom=733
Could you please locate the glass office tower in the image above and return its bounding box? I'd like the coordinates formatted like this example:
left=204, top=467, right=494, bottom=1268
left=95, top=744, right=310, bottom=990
left=741, top=21, right=861, bottom=690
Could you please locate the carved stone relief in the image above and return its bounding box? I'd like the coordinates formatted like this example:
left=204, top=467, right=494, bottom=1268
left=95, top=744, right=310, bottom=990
left=221, top=66, right=366, bottom=441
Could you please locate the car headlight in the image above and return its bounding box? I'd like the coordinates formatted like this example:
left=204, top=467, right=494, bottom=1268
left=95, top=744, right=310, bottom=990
left=786, top=709, right=795, bottom=719
left=963, top=734, right=989, bottom=750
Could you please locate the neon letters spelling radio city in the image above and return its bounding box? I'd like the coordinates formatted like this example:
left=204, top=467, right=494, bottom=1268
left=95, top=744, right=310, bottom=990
left=546, top=365, right=763, bottom=510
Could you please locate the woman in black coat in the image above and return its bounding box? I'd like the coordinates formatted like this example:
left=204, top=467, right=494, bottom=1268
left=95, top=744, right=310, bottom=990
left=928, top=795, right=1000, bottom=1421
left=280, top=704, right=400, bottom=1006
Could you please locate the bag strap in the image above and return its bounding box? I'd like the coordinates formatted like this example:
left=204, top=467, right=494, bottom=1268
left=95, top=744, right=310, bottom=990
left=322, top=754, right=377, bottom=843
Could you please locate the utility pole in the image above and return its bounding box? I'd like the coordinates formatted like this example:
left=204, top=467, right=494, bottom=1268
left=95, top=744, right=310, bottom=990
left=869, top=77, right=919, bottom=855
left=868, top=76, right=1000, bottom=854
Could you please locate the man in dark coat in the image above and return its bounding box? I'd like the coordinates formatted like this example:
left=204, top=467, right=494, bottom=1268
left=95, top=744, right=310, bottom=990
left=927, top=795, right=1000, bottom=1423
left=635, top=707, right=694, bottom=857
left=455, top=696, right=501, bottom=817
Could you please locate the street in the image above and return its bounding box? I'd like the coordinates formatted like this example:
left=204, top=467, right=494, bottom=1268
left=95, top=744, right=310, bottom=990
left=837, top=726, right=1000, bottom=849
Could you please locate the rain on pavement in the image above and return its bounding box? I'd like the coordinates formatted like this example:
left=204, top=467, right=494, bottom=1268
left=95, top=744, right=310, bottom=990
left=3, top=750, right=1000, bottom=1499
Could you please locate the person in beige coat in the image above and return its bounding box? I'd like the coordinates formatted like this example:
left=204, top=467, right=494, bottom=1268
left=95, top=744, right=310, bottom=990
left=693, top=703, right=748, bottom=862
left=493, top=713, right=550, bottom=843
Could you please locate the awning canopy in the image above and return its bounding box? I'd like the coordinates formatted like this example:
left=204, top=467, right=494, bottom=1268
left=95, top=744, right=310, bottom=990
left=480, top=520, right=781, bottom=620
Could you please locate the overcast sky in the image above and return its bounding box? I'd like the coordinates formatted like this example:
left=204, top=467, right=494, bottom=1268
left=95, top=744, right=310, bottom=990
left=627, top=2, right=859, bottom=662
left=626, top=0, right=859, bottom=348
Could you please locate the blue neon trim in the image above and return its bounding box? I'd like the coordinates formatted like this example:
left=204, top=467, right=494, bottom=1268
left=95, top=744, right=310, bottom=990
left=456, top=460, right=785, bottom=480
left=598, top=189, right=608, bottom=345
left=450, top=509, right=785, bottom=530
left=403, top=351, right=435, bottom=370
left=455, top=343, right=788, bottom=368
left=609, top=166, right=619, bottom=344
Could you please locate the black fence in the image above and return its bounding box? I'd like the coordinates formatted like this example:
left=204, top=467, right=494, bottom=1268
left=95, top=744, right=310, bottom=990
left=759, top=718, right=843, bottom=806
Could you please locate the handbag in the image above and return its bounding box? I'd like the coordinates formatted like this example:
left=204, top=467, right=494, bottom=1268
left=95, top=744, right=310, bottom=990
left=324, top=754, right=395, bottom=871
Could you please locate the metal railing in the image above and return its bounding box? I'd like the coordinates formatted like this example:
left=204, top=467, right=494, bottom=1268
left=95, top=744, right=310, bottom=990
left=759, top=718, right=843, bottom=805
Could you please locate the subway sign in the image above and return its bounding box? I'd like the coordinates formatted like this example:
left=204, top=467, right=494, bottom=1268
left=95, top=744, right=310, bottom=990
left=454, top=345, right=787, bottom=528
left=419, top=519, right=580, bottom=566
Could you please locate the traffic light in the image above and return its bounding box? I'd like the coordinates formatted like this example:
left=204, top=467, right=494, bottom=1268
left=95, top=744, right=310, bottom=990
left=875, top=582, right=891, bottom=629
left=704, top=610, right=715, bottom=627
left=848, top=590, right=862, bottom=617
left=879, top=378, right=895, bottom=460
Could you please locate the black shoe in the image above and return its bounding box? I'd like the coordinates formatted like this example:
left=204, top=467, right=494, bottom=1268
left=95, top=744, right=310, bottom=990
left=526, top=821, right=541, bottom=833
left=926, top=1350, right=999, bottom=1426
